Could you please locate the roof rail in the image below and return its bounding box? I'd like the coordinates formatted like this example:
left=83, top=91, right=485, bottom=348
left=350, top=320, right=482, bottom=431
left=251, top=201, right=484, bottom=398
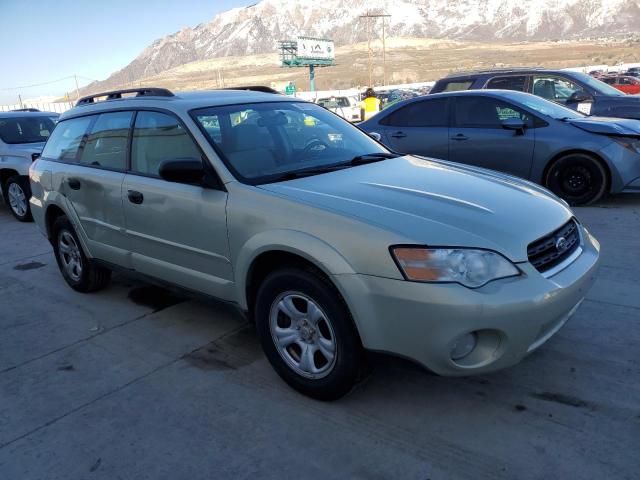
left=76, top=87, right=174, bottom=106
left=444, top=67, right=549, bottom=78
left=11, top=108, right=40, bottom=112
left=223, top=86, right=279, bottom=94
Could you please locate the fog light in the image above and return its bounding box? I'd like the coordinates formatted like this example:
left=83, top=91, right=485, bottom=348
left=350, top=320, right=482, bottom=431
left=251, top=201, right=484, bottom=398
left=451, top=332, right=478, bottom=361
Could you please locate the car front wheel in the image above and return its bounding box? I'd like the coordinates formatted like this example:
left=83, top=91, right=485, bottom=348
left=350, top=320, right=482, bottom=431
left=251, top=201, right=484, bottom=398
left=52, top=215, right=111, bottom=293
left=4, top=176, right=33, bottom=222
left=255, top=267, right=363, bottom=400
left=545, top=153, right=608, bottom=206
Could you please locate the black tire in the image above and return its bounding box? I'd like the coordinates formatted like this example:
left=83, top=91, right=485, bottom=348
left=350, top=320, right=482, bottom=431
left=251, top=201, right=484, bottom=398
left=255, top=267, right=363, bottom=400
left=3, top=175, right=33, bottom=222
left=545, top=153, right=608, bottom=206
left=52, top=215, right=111, bottom=293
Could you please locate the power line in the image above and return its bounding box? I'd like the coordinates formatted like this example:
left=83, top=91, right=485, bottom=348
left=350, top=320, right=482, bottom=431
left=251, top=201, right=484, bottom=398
left=0, top=75, right=98, bottom=91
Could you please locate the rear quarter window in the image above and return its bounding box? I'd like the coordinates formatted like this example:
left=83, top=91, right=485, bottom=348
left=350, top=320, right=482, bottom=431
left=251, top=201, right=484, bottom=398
left=41, top=116, right=93, bottom=161
left=0, top=116, right=57, bottom=144
left=439, top=80, right=475, bottom=92
left=381, top=98, right=449, bottom=127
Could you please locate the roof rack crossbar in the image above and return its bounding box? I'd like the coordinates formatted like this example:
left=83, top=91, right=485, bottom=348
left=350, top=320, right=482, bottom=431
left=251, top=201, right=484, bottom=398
left=222, top=86, right=279, bottom=94
left=76, top=87, right=174, bottom=106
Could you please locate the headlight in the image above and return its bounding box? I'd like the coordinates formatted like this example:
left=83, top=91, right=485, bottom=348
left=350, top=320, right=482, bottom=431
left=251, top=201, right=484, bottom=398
left=391, top=247, right=519, bottom=288
left=613, top=137, right=640, bottom=155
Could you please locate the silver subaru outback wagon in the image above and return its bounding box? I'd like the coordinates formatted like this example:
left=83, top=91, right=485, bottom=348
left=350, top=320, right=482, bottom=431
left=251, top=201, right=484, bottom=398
left=29, top=87, right=600, bottom=400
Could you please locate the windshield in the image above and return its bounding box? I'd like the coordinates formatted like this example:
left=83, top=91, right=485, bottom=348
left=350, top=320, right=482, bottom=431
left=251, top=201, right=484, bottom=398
left=192, top=101, right=388, bottom=184
left=514, top=94, right=586, bottom=120
left=571, top=71, right=626, bottom=96
left=0, top=116, right=57, bottom=144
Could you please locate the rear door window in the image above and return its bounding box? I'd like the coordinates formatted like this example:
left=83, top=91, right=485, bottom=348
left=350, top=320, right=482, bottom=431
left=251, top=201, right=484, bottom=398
left=454, top=97, right=533, bottom=128
left=381, top=99, right=449, bottom=127
left=78, top=111, right=132, bottom=170
left=486, top=76, right=527, bottom=92
left=131, top=111, right=201, bottom=177
left=40, top=116, right=93, bottom=161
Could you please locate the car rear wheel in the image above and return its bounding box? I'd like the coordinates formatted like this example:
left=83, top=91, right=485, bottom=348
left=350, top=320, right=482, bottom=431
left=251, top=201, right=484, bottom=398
left=545, top=153, right=608, bottom=206
left=52, top=215, right=111, bottom=293
left=255, top=267, right=363, bottom=400
left=3, top=176, right=33, bottom=222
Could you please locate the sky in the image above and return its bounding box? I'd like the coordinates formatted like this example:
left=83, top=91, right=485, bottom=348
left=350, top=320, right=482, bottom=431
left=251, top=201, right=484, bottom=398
left=0, top=0, right=251, bottom=104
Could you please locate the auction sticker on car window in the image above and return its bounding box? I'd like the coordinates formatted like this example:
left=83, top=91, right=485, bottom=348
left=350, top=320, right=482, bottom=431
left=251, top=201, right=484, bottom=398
left=577, top=102, right=592, bottom=115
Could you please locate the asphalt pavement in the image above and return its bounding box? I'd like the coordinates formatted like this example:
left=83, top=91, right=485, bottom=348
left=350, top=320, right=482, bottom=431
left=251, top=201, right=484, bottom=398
left=1, top=195, right=638, bottom=480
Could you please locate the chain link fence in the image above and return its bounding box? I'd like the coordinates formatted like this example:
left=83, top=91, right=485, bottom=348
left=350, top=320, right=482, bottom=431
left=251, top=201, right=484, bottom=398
left=0, top=101, right=74, bottom=114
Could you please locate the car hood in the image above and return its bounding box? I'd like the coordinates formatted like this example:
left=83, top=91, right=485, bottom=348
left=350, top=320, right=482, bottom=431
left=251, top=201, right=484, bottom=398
left=566, top=116, right=640, bottom=136
left=260, top=156, right=573, bottom=262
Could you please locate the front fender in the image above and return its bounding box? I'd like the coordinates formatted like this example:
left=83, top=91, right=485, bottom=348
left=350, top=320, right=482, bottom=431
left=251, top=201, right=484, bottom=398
left=233, top=229, right=357, bottom=309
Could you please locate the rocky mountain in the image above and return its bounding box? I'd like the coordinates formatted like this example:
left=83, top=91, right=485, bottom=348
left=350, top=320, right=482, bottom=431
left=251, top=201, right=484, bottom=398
left=87, top=0, right=640, bottom=91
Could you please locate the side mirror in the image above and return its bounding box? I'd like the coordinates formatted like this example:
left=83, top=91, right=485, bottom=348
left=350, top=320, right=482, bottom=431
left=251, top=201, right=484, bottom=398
left=159, top=158, right=206, bottom=185
left=568, top=91, right=593, bottom=103
left=502, top=118, right=526, bottom=134
left=368, top=132, right=382, bottom=142
left=31, top=152, right=41, bottom=162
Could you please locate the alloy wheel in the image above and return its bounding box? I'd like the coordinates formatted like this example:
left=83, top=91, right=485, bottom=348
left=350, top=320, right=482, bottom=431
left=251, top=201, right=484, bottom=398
left=269, top=292, right=337, bottom=379
left=58, top=230, right=83, bottom=282
left=7, top=182, right=28, bottom=218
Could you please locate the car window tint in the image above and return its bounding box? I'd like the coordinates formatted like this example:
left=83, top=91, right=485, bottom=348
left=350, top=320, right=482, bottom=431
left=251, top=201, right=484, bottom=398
left=40, top=116, right=92, bottom=161
left=532, top=76, right=585, bottom=102
left=441, top=81, right=474, bottom=92
left=382, top=99, right=448, bottom=127
left=0, top=116, right=57, bottom=144
left=486, top=76, right=527, bottom=91
left=193, top=101, right=386, bottom=182
left=131, top=111, right=201, bottom=177
left=454, top=97, right=532, bottom=128
left=78, top=111, right=132, bottom=170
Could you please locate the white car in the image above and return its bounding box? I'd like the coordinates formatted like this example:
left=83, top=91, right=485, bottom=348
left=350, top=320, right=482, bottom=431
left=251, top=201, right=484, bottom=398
left=0, top=110, right=58, bottom=221
left=317, top=96, right=362, bottom=122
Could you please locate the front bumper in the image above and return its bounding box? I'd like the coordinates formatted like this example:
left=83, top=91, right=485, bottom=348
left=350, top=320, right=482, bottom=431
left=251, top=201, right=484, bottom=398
left=599, top=141, right=640, bottom=193
left=334, top=228, right=600, bottom=376
left=621, top=175, right=640, bottom=193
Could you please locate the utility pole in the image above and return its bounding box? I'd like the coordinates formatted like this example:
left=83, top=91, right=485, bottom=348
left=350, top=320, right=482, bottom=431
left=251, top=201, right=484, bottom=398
left=74, top=74, right=80, bottom=101
left=382, top=16, right=387, bottom=86
left=358, top=12, right=391, bottom=87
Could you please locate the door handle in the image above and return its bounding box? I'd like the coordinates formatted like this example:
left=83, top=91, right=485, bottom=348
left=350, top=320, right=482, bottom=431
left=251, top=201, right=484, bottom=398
left=127, top=190, right=144, bottom=205
left=391, top=131, right=407, bottom=138
left=67, top=178, right=81, bottom=190
left=451, top=134, right=469, bottom=141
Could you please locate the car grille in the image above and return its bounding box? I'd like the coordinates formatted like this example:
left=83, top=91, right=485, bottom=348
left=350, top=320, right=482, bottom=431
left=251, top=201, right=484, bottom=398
left=527, top=219, right=581, bottom=273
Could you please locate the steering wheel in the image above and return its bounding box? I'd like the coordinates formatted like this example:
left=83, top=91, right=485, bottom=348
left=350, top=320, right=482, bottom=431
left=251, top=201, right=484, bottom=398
left=303, top=139, right=329, bottom=158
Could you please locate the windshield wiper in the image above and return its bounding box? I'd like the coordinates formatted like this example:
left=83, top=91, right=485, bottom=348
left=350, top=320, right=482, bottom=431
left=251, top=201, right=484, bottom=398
left=349, top=152, right=401, bottom=165
left=273, top=152, right=401, bottom=182
left=275, top=164, right=348, bottom=181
